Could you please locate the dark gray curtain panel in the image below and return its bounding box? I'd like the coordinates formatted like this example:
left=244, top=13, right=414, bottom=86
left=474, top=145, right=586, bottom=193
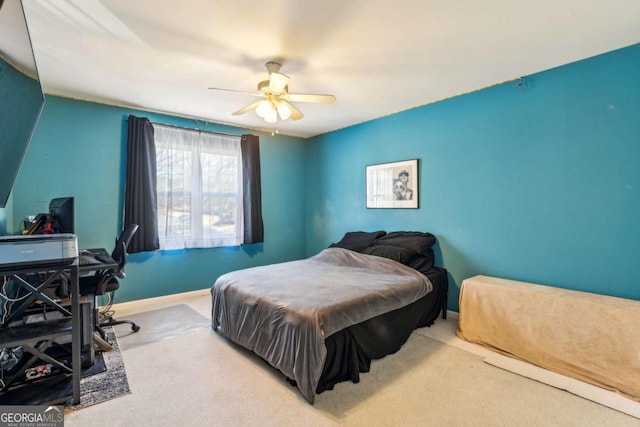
left=124, top=115, right=159, bottom=253
left=241, top=134, right=264, bottom=244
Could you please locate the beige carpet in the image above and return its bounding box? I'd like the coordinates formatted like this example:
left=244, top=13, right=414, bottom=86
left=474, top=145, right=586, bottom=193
left=414, top=311, right=640, bottom=420
left=64, top=290, right=640, bottom=427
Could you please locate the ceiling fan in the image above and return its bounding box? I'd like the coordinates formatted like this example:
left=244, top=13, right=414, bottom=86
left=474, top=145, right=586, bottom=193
left=208, top=61, right=336, bottom=123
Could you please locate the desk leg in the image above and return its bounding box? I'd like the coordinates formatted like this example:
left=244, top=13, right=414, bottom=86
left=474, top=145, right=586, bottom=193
left=80, top=296, right=95, bottom=366
left=70, top=264, right=81, bottom=405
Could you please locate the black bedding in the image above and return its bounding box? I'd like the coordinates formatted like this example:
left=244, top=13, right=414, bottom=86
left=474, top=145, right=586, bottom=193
left=312, top=231, right=448, bottom=393
left=212, top=230, right=449, bottom=402
left=313, top=267, right=448, bottom=393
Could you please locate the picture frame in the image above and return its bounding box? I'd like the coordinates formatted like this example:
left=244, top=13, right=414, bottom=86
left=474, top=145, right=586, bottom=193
left=366, top=159, right=419, bottom=209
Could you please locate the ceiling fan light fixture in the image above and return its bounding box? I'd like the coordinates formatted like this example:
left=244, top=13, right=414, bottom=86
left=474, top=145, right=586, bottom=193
left=212, top=61, right=333, bottom=124
left=276, top=101, right=292, bottom=120
left=255, top=100, right=272, bottom=119
left=256, top=100, right=278, bottom=123
left=264, top=108, right=278, bottom=123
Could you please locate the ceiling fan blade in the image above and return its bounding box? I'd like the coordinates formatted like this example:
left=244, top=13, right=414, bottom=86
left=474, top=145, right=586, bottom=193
left=209, top=87, right=263, bottom=97
left=278, top=99, right=304, bottom=121
left=269, top=72, right=289, bottom=93
left=232, top=100, right=264, bottom=115
left=286, top=93, right=336, bottom=104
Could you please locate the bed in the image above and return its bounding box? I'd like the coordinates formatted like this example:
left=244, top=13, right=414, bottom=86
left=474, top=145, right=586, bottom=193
left=211, top=231, right=448, bottom=403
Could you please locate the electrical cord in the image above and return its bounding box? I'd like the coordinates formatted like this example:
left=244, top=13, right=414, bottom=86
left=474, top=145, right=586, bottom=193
left=1, top=277, right=31, bottom=302
left=1, top=277, right=31, bottom=324
left=99, top=292, right=115, bottom=319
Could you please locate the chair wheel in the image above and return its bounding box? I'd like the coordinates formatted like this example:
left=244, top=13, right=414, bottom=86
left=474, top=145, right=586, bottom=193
left=132, top=325, right=141, bottom=332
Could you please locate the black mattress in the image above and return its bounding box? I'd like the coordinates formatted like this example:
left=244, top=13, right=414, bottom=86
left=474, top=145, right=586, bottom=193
left=290, top=266, right=449, bottom=394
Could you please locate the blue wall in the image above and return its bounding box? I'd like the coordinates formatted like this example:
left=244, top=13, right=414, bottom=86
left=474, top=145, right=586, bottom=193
left=306, top=44, right=640, bottom=311
left=11, top=96, right=308, bottom=302
left=8, top=44, right=640, bottom=309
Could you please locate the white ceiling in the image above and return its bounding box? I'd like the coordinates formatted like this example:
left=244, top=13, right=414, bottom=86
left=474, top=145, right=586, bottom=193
left=13, top=0, right=640, bottom=138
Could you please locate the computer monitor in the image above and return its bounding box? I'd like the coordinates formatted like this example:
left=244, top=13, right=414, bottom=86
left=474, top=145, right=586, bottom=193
left=49, top=197, right=75, bottom=234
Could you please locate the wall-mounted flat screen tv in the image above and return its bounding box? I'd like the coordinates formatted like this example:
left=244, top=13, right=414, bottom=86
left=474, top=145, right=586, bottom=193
left=0, top=0, right=45, bottom=208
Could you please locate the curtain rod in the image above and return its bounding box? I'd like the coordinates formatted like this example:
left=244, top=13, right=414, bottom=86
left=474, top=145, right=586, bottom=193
left=150, top=121, right=240, bottom=138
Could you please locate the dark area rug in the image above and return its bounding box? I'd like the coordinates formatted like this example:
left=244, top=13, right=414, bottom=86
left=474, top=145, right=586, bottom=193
left=0, top=328, right=129, bottom=408
left=67, top=327, right=130, bottom=410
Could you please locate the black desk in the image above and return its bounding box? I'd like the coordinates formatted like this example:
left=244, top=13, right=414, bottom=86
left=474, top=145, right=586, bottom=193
left=0, top=249, right=116, bottom=405
left=78, top=248, right=118, bottom=273
left=0, top=260, right=81, bottom=405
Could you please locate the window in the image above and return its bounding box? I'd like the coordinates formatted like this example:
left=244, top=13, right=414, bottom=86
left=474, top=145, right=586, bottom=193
left=152, top=124, right=243, bottom=250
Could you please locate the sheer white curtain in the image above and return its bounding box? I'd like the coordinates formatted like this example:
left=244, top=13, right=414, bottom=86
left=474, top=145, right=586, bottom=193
left=153, top=124, right=243, bottom=250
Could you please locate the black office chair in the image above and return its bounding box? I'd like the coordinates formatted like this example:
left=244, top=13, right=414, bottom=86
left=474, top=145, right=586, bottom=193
left=79, top=224, right=141, bottom=342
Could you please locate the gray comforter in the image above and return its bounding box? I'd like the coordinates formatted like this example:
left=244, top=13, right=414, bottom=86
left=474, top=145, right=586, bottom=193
left=210, top=247, right=433, bottom=403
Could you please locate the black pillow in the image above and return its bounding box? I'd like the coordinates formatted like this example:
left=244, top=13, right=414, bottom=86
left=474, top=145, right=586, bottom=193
left=362, top=244, right=420, bottom=265
left=408, top=249, right=435, bottom=275
left=329, top=230, right=386, bottom=252
left=371, top=231, right=436, bottom=255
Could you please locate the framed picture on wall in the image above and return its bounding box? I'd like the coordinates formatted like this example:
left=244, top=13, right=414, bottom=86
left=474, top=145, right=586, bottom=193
left=366, top=159, right=419, bottom=208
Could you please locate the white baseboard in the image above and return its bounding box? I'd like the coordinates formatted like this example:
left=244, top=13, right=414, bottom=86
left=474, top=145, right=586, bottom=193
left=484, top=354, right=640, bottom=419
left=103, top=288, right=211, bottom=310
